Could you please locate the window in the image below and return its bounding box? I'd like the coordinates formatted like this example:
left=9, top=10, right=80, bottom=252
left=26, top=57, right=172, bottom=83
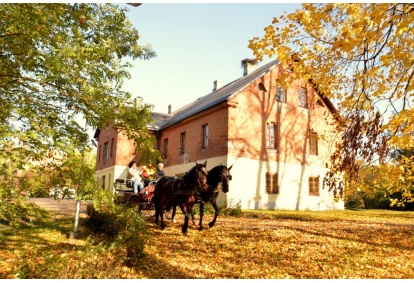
left=276, top=85, right=286, bottom=102
left=309, top=132, right=318, bottom=155
left=309, top=176, right=320, bottom=195
left=103, top=142, right=109, bottom=163
left=102, top=175, right=106, bottom=189
left=110, top=138, right=114, bottom=158
left=266, top=122, right=278, bottom=149
left=202, top=124, right=209, bottom=149
left=266, top=173, right=279, bottom=194
left=179, top=132, right=186, bottom=155
left=98, top=145, right=101, bottom=163
left=298, top=87, right=308, bottom=108
left=163, top=138, right=168, bottom=158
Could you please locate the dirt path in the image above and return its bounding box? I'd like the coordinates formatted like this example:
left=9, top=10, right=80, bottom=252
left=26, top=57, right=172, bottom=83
left=27, top=198, right=92, bottom=218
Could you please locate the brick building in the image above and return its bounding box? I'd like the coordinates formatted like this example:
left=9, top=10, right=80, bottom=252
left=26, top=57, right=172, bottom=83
left=94, top=59, right=344, bottom=210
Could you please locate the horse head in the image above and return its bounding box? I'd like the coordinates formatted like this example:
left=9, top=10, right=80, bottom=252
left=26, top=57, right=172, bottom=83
left=194, top=161, right=208, bottom=190
left=219, top=164, right=233, bottom=193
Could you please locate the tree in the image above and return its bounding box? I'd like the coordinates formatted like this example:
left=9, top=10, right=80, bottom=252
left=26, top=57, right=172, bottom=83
left=248, top=3, right=414, bottom=204
left=0, top=4, right=156, bottom=195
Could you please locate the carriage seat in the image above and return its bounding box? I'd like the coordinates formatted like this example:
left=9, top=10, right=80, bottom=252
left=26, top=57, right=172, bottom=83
left=114, top=178, right=133, bottom=192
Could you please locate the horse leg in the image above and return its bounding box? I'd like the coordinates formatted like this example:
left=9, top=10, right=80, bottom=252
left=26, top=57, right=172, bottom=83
left=191, top=209, right=196, bottom=226
left=159, top=199, right=166, bottom=230
left=171, top=205, right=177, bottom=223
left=160, top=207, right=166, bottom=230
left=181, top=204, right=190, bottom=234
left=198, top=202, right=204, bottom=231
left=208, top=201, right=219, bottom=228
left=155, top=205, right=159, bottom=225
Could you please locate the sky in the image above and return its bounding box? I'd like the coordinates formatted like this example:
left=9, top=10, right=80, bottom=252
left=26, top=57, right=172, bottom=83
left=119, top=3, right=302, bottom=114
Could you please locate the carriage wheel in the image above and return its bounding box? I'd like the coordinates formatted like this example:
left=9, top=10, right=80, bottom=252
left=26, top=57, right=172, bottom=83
left=129, top=195, right=140, bottom=208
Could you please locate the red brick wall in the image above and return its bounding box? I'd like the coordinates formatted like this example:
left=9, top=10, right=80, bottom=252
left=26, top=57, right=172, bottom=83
left=158, top=104, right=229, bottom=167
left=95, top=123, right=138, bottom=170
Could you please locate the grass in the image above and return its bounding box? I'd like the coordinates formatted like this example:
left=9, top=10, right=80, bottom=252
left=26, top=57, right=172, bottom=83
left=1, top=203, right=413, bottom=279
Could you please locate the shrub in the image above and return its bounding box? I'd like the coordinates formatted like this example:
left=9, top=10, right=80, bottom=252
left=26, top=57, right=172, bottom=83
left=345, top=192, right=364, bottom=209
left=192, top=203, right=216, bottom=215
left=219, top=199, right=243, bottom=217
left=192, top=200, right=243, bottom=217
left=84, top=203, right=148, bottom=263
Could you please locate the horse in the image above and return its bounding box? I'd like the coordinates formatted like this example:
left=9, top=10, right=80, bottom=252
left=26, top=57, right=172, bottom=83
left=152, top=161, right=208, bottom=234
left=171, top=164, right=233, bottom=230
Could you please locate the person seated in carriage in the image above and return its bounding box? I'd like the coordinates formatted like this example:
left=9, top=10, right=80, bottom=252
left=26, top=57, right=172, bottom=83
left=126, top=161, right=144, bottom=194
left=141, top=163, right=156, bottom=187
left=155, top=162, right=165, bottom=180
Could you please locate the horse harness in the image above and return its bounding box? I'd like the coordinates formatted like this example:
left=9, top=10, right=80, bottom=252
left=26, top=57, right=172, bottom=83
left=170, top=167, right=227, bottom=204
left=171, top=167, right=207, bottom=198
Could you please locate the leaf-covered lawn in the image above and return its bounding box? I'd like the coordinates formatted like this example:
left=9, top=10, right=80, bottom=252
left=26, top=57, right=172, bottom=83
left=1, top=208, right=413, bottom=278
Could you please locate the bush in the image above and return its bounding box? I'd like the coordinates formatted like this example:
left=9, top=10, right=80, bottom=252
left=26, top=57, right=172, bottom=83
left=345, top=193, right=365, bottom=209
left=192, top=203, right=216, bottom=216
left=191, top=199, right=243, bottom=217
left=84, top=203, right=148, bottom=263
left=219, top=199, right=243, bottom=217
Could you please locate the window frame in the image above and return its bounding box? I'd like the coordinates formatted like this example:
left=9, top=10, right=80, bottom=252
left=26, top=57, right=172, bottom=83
left=266, top=172, right=279, bottom=194
left=163, top=138, right=168, bottom=158
left=201, top=124, right=209, bottom=149
left=309, top=176, right=320, bottom=196
left=276, top=85, right=286, bottom=103
left=179, top=132, right=186, bottom=155
left=98, top=145, right=101, bottom=163
left=266, top=122, right=278, bottom=150
left=103, top=141, right=109, bottom=163
left=110, top=138, right=114, bottom=158
left=309, top=132, right=318, bottom=155
left=298, top=87, right=308, bottom=108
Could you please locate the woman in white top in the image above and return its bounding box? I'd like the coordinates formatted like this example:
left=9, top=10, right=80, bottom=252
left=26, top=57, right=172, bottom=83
left=126, top=161, right=144, bottom=193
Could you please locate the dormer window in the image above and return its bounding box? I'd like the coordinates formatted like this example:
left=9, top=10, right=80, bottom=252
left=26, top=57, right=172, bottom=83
left=276, top=85, right=286, bottom=103
left=298, top=87, right=308, bottom=108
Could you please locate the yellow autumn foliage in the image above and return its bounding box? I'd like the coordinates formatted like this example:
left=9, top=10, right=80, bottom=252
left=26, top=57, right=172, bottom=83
left=249, top=3, right=414, bottom=204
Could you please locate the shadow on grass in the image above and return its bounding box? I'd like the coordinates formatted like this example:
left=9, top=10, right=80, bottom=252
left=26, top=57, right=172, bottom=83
left=1, top=216, right=193, bottom=279
left=345, top=208, right=363, bottom=211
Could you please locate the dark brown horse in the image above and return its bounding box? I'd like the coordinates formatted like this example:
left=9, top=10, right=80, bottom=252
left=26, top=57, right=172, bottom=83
left=152, top=161, right=208, bottom=234
left=171, top=164, right=233, bottom=230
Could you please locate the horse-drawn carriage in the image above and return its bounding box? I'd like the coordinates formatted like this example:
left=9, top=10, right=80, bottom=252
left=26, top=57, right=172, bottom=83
left=114, top=162, right=233, bottom=234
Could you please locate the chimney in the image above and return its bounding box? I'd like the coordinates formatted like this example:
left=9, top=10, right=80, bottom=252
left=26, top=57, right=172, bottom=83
left=241, top=58, right=258, bottom=76
left=134, top=96, right=143, bottom=109
left=168, top=105, right=172, bottom=114
left=213, top=80, right=222, bottom=92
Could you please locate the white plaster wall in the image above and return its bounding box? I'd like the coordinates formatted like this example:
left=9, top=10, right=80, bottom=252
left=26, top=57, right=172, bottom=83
left=163, top=156, right=227, bottom=177
left=95, top=165, right=129, bottom=190
left=97, top=155, right=344, bottom=211
left=224, top=156, right=344, bottom=211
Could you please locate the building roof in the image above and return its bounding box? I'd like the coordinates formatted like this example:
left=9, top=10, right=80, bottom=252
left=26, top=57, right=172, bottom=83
left=94, top=59, right=338, bottom=138
left=158, top=59, right=280, bottom=130
left=147, top=112, right=173, bottom=131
